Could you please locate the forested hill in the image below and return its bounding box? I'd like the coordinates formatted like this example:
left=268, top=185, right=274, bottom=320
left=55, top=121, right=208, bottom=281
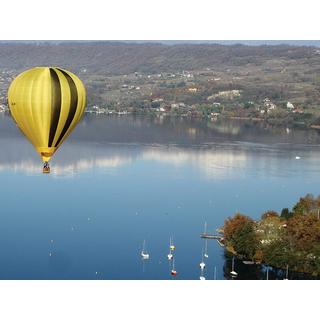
left=0, top=41, right=317, bottom=75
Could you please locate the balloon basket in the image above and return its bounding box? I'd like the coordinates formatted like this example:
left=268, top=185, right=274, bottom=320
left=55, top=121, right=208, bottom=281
left=43, top=167, right=50, bottom=174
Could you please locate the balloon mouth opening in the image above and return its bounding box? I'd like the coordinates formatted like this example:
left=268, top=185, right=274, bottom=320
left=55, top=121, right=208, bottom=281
left=36, top=147, right=57, bottom=162
left=41, top=152, right=53, bottom=162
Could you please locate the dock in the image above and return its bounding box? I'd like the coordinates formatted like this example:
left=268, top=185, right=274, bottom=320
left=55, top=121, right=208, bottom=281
left=200, top=233, right=223, bottom=240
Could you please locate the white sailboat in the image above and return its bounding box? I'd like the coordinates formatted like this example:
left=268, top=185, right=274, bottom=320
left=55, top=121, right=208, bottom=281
left=204, top=240, right=209, bottom=259
left=204, top=222, right=209, bottom=258
left=230, top=256, right=238, bottom=277
left=141, top=240, right=150, bottom=260
left=199, top=248, right=206, bottom=269
left=167, top=237, right=173, bottom=260
left=200, top=267, right=206, bottom=280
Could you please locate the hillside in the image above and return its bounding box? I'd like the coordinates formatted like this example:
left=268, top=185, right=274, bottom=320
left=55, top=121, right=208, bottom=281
left=1, top=41, right=320, bottom=126
left=0, top=41, right=318, bottom=74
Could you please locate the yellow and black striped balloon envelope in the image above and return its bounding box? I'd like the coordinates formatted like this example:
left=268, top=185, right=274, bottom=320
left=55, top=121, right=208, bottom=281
left=7, top=67, right=86, bottom=164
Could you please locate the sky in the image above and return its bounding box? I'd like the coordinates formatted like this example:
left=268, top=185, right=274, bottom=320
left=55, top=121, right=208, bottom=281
left=1, top=40, right=320, bottom=47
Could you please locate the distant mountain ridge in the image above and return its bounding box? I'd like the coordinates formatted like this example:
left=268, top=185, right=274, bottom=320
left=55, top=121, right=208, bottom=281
left=1, top=40, right=320, bottom=47
left=0, top=41, right=317, bottom=75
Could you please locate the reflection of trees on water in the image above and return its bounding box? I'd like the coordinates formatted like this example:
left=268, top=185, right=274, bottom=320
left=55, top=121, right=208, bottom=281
left=223, top=252, right=264, bottom=280
left=222, top=251, right=320, bottom=280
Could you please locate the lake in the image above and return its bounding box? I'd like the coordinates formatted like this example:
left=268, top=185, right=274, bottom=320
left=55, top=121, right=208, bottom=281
left=1, top=113, right=320, bottom=280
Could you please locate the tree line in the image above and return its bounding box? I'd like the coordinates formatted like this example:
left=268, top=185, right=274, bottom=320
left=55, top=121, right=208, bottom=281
left=223, top=194, right=320, bottom=275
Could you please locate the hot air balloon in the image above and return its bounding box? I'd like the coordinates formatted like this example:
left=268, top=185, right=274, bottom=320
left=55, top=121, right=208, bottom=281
left=7, top=67, right=86, bottom=173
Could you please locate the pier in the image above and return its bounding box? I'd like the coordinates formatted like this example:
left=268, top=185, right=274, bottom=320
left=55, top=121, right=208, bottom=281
left=200, top=233, right=223, bottom=240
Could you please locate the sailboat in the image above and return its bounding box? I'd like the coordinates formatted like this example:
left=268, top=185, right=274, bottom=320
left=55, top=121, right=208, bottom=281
left=167, top=237, right=173, bottom=260
left=204, top=240, right=209, bottom=259
left=200, top=267, right=206, bottom=280
left=284, top=265, right=289, bottom=280
left=199, top=248, right=206, bottom=269
left=171, top=258, right=177, bottom=276
left=230, top=256, right=238, bottom=277
left=141, top=240, right=150, bottom=260
left=204, top=222, right=209, bottom=258
left=170, top=237, right=176, bottom=251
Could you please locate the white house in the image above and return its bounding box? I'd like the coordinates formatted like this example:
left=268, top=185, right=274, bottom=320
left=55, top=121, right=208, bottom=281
left=287, top=102, right=294, bottom=110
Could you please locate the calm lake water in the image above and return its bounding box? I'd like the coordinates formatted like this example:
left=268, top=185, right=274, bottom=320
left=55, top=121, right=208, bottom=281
left=1, top=113, right=320, bottom=280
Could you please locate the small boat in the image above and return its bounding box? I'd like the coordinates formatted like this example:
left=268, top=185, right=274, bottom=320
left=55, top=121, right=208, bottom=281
left=169, top=237, right=176, bottom=251
left=171, top=258, right=177, bottom=276
left=199, top=248, right=206, bottom=269
left=295, top=156, right=301, bottom=160
left=141, top=240, right=150, bottom=260
left=199, top=276, right=206, bottom=280
left=230, top=256, right=238, bottom=277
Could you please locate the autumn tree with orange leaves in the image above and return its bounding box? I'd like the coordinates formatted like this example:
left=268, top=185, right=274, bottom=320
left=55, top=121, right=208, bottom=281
left=224, top=213, right=258, bottom=260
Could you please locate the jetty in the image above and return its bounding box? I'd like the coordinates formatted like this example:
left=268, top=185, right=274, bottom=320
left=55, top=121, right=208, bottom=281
left=200, top=233, right=223, bottom=240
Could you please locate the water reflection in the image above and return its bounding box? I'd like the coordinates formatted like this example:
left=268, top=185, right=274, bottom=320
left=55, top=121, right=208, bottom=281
left=1, top=114, right=320, bottom=181
left=1, top=113, right=320, bottom=279
left=1, top=137, right=320, bottom=180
